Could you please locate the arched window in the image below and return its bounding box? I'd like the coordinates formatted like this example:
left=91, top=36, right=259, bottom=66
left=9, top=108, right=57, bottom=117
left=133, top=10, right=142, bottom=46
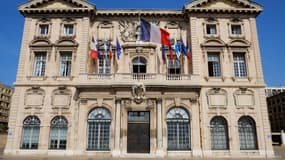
left=210, top=116, right=229, bottom=150
left=238, top=116, right=258, bottom=150
left=87, top=107, right=111, bottom=150
left=49, top=116, right=68, bottom=150
left=21, top=116, right=40, bottom=149
left=132, top=57, right=147, bottom=74
left=167, top=107, right=190, bottom=150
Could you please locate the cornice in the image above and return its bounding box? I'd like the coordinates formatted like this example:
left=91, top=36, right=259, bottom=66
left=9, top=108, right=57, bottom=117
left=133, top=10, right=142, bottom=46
left=96, top=9, right=183, bottom=17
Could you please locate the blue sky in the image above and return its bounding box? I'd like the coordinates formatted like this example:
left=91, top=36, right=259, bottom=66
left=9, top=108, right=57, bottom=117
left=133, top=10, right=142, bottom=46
left=0, top=0, right=284, bottom=86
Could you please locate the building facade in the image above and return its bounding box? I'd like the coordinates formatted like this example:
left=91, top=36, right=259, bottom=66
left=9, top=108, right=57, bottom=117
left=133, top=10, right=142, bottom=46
left=0, top=82, right=13, bottom=126
left=267, top=92, right=285, bottom=132
left=5, top=0, right=274, bottom=158
left=265, top=87, right=285, bottom=97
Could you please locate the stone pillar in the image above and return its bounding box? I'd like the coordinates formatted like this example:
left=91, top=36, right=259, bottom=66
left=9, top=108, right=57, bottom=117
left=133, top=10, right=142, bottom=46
left=113, top=98, right=121, bottom=156
left=281, top=130, right=285, bottom=146
left=156, top=99, right=164, bottom=156
left=191, top=98, right=202, bottom=157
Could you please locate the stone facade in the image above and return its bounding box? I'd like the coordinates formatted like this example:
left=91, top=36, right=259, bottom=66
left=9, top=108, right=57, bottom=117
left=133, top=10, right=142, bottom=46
left=5, top=0, right=274, bottom=158
left=267, top=92, right=285, bottom=132
left=0, top=82, right=13, bottom=125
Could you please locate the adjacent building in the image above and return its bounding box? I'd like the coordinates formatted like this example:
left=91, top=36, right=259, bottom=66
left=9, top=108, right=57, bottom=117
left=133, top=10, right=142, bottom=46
left=5, top=0, right=274, bottom=158
left=0, top=82, right=13, bottom=126
left=267, top=92, right=285, bottom=132
left=265, top=87, right=285, bottom=97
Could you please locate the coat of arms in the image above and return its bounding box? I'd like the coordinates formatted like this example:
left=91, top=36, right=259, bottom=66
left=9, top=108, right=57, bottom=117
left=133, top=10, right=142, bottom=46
left=132, top=83, right=146, bottom=103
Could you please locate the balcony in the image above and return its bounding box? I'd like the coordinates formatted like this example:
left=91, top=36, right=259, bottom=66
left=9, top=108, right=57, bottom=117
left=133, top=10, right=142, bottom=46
left=78, top=73, right=200, bottom=87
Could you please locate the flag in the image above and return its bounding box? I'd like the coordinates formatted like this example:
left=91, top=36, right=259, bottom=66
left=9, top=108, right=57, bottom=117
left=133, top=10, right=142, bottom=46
left=96, top=39, right=101, bottom=59
left=109, top=43, right=113, bottom=59
left=162, top=45, right=166, bottom=62
left=90, top=36, right=98, bottom=59
left=174, top=38, right=181, bottom=58
left=180, top=37, right=187, bottom=56
left=140, top=19, right=170, bottom=45
left=116, top=38, right=121, bottom=60
left=169, top=45, right=175, bottom=60
left=186, top=46, right=192, bottom=60
left=104, top=39, right=108, bottom=56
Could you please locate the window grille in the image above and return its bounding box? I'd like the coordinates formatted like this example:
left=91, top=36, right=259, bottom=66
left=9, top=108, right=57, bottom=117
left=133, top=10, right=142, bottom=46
left=167, top=107, right=191, bottom=150
left=49, top=116, right=68, bottom=150
left=210, top=116, right=229, bottom=150
left=21, top=116, right=40, bottom=149
left=238, top=116, right=258, bottom=150
left=87, top=107, right=111, bottom=150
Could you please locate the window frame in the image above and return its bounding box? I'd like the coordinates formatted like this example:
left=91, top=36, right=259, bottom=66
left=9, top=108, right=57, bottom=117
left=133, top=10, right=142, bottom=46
left=238, top=116, right=258, bottom=150
left=33, top=51, right=47, bottom=77
left=228, top=22, right=245, bottom=38
left=203, top=22, right=220, bottom=38
left=233, top=52, right=248, bottom=78
left=20, top=116, right=41, bottom=150
left=207, top=52, right=222, bottom=77
left=49, top=116, right=68, bottom=150
left=61, top=23, right=76, bottom=37
left=59, top=51, right=72, bottom=77
left=210, top=116, right=230, bottom=150
left=36, top=22, right=51, bottom=38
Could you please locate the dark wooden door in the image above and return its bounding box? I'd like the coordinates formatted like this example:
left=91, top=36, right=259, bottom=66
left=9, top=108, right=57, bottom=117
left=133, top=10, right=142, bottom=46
left=127, top=111, right=150, bottom=153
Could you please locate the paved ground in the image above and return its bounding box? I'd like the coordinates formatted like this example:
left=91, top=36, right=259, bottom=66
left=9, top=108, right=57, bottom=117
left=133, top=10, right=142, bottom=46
left=1, top=133, right=285, bottom=160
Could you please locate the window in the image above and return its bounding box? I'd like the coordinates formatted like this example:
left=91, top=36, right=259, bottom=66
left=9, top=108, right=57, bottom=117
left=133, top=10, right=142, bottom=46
left=33, top=52, right=47, bottom=77
left=63, top=24, right=74, bottom=36
left=39, top=24, right=49, bottom=35
left=206, top=24, right=217, bottom=35
left=49, top=116, right=68, bottom=150
left=208, top=53, right=221, bottom=77
left=87, top=107, right=111, bottom=150
left=238, top=116, right=258, bottom=150
left=167, top=57, right=181, bottom=75
left=167, top=107, right=190, bottom=150
left=210, top=116, right=229, bottom=150
left=21, top=116, right=40, bottom=149
left=98, top=55, right=111, bottom=74
left=231, top=25, right=242, bottom=35
left=233, top=53, right=247, bottom=77
left=59, top=52, right=72, bottom=77
left=132, top=57, right=147, bottom=74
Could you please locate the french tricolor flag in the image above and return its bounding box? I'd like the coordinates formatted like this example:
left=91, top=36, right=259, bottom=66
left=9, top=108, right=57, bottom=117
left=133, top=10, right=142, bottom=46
left=140, top=19, right=170, bottom=46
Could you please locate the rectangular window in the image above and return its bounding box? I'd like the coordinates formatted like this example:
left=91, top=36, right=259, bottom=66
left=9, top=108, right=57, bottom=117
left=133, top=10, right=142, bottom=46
left=231, top=25, right=242, bottom=35
left=33, top=52, right=46, bottom=77
left=206, top=24, right=217, bottom=35
left=98, top=55, right=111, bottom=74
left=59, top=52, right=72, bottom=77
left=233, top=53, right=247, bottom=77
left=208, top=53, right=221, bottom=77
left=63, top=24, right=74, bottom=36
left=39, top=24, right=49, bottom=35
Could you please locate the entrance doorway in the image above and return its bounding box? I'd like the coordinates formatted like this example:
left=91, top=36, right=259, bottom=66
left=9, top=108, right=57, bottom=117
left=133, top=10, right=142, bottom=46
left=127, top=111, right=150, bottom=153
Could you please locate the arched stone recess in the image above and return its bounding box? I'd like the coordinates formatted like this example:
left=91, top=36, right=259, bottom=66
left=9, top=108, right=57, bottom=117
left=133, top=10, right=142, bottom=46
left=206, top=88, right=227, bottom=108
left=24, top=87, right=45, bottom=109
left=201, top=38, right=226, bottom=48
left=228, top=39, right=250, bottom=48
left=234, top=88, right=255, bottom=109
left=51, top=87, right=72, bottom=109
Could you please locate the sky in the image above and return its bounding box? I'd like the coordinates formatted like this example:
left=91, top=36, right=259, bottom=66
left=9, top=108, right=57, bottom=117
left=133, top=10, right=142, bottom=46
left=0, top=0, right=284, bottom=87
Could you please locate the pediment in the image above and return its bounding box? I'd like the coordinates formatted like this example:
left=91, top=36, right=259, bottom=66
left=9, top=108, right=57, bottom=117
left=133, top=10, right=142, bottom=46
left=228, top=39, right=250, bottom=47
left=55, top=39, right=78, bottom=47
left=18, top=0, right=96, bottom=14
left=30, top=39, right=52, bottom=47
left=201, top=38, right=226, bottom=47
left=184, top=0, right=263, bottom=14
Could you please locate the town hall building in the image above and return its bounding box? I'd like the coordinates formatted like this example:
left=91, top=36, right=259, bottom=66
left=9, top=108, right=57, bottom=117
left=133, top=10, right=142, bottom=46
left=5, top=0, right=274, bottom=158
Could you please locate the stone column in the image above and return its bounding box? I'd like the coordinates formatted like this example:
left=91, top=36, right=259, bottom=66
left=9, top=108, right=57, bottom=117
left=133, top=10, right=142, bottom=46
left=113, top=98, right=121, bottom=156
left=191, top=98, right=202, bottom=157
left=156, top=99, right=164, bottom=156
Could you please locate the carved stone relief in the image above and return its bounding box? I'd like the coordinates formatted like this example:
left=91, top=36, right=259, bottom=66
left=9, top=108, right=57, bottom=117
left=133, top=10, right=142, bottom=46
left=51, top=88, right=71, bottom=109
left=24, top=88, right=45, bottom=109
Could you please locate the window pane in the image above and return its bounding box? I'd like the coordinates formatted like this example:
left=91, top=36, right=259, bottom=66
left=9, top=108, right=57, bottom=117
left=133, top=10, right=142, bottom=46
left=64, top=24, right=74, bottom=35
left=33, top=52, right=46, bottom=77
left=208, top=53, right=221, bottom=77
left=39, top=24, right=49, bottom=35
left=233, top=53, right=247, bottom=77
left=98, top=55, right=111, bottom=74
left=21, top=116, right=40, bottom=149
left=60, top=52, right=72, bottom=77
left=232, top=25, right=242, bottom=35
left=207, top=24, right=217, bottom=34
left=49, top=116, right=68, bottom=150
